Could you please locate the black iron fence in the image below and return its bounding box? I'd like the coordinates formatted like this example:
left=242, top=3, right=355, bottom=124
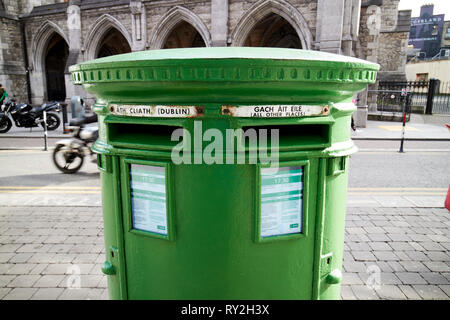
left=433, top=81, right=450, bottom=114
left=368, top=89, right=411, bottom=120
left=378, top=79, right=450, bottom=115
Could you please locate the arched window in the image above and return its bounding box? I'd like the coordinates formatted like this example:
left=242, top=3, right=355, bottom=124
left=96, top=27, right=132, bottom=58
left=149, top=6, right=211, bottom=49
left=244, top=13, right=302, bottom=48
left=84, top=14, right=133, bottom=60
left=163, top=21, right=206, bottom=49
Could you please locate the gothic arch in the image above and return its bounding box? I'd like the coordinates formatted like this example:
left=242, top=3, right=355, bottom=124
left=229, top=0, right=313, bottom=49
left=149, top=6, right=211, bottom=49
left=31, top=20, right=69, bottom=72
left=84, top=14, right=132, bottom=60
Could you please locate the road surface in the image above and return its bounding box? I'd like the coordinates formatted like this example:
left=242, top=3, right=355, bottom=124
left=0, top=139, right=448, bottom=207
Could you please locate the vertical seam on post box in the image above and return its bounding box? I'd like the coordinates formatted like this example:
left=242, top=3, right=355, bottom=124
left=312, top=158, right=327, bottom=300
left=115, top=156, right=129, bottom=299
left=254, top=164, right=260, bottom=243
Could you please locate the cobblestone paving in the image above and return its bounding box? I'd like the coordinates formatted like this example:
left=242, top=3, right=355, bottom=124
left=0, top=206, right=449, bottom=300
left=0, top=207, right=107, bottom=300
left=342, top=207, right=450, bottom=300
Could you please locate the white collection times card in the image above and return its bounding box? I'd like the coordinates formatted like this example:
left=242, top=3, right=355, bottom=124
left=129, top=164, right=168, bottom=235
left=260, top=166, right=303, bottom=238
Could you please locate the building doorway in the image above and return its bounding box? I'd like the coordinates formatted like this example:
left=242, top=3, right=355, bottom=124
left=45, top=33, right=68, bottom=101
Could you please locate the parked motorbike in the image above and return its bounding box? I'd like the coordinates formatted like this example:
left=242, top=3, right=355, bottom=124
left=52, top=113, right=98, bottom=174
left=0, top=98, right=61, bottom=133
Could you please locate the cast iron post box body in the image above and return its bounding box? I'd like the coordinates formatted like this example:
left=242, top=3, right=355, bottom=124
left=70, top=47, right=379, bottom=300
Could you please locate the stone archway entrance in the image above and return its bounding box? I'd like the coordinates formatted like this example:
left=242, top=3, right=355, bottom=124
left=163, top=21, right=206, bottom=48
left=45, top=33, right=69, bottom=101
left=244, top=13, right=302, bottom=48
left=96, top=27, right=132, bottom=58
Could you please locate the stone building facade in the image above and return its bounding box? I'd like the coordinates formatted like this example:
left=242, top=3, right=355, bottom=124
left=0, top=0, right=410, bottom=124
left=441, top=21, right=450, bottom=50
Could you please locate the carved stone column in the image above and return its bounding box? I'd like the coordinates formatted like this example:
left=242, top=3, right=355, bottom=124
left=365, top=4, right=382, bottom=115
left=65, top=0, right=83, bottom=103
left=211, top=0, right=228, bottom=47
left=130, top=0, right=146, bottom=51
left=316, top=0, right=345, bottom=54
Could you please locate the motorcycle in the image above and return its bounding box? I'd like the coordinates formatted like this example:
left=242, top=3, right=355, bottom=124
left=0, top=98, right=61, bottom=133
left=52, top=113, right=98, bottom=174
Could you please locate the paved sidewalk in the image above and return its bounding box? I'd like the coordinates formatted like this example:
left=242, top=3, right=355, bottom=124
left=0, top=205, right=448, bottom=300
left=351, top=115, right=450, bottom=141
left=1, top=113, right=449, bottom=141
left=341, top=207, right=449, bottom=300
left=0, top=206, right=107, bottom=300
left=0, top=112, right=93, bottom=138
left=1, top=113, right=449, bottom=151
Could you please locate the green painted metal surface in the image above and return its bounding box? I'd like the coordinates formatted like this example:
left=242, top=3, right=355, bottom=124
left=70, top=47, right=378, bottom=300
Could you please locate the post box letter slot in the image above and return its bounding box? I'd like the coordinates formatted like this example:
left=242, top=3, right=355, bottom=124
left=107, top=123, right=183, bottom=149
left=241, top=124, right=330, bottom=150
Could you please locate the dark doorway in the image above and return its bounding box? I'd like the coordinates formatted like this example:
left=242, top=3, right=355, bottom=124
left=163, top=21, right=206, bottom=48
left=45, top=33, right=69, bottom=101
left=96, top=28, right=132, bottom=58
left=244, top=13, right=302, bottom=48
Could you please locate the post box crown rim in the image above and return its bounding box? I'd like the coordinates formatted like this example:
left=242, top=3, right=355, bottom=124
left=69, top=47, right=379, bottom=86
left=71, top=47, right=379, bottom=69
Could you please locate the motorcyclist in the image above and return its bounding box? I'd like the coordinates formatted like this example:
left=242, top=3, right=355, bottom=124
left=0, top=84, right=8, bottom=110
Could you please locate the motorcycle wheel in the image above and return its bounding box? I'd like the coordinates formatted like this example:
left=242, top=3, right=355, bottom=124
left=52, top=144, right=84, bottom=174
left=41, top=112, right=60, bottom=131
left=0, top=116, right=12, bottom=133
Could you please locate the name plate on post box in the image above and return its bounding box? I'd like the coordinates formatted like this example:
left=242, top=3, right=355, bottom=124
left=130, top=164, right=168, bottom=235
left=260, top=166, right=303, bottom=238
left=222, top=105, right=329, bottom=118
left=109, top=104, right=201, bottom=118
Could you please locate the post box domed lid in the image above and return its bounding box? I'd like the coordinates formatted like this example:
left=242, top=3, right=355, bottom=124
left=69, top=47, right=379, bottom=104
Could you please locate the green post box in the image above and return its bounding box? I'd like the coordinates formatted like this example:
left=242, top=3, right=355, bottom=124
left=69, top=47, right=378, bottom=300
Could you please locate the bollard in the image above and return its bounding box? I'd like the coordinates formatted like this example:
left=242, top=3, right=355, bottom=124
left=399, top=90, right=407, bottom=153
left=43, top=110, right=48, bottom=151
left=61, top=103, right=69, bottom=134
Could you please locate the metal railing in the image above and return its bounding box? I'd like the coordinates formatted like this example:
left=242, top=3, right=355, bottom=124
left=368, top=89, right=411, bottom=119
left=378, top=80, right=450, bottom=115
left=433, top=81, right=450, bottom=114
